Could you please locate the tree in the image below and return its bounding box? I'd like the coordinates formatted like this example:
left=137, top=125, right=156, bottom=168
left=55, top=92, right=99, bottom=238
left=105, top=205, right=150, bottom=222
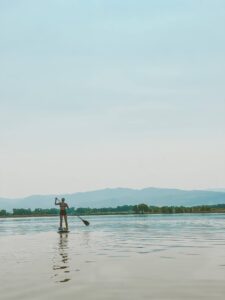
left=0, top=209, right=7, bottom=216
left=133, top=203, right=149, bottom=214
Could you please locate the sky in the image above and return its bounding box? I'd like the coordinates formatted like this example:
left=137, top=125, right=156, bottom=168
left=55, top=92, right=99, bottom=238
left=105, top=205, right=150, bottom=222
left=0, top=0, right=225, bottom=198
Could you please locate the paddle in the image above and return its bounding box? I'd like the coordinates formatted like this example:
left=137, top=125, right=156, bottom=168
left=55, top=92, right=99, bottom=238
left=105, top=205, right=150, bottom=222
left=76, top=215, right=90, bottom=226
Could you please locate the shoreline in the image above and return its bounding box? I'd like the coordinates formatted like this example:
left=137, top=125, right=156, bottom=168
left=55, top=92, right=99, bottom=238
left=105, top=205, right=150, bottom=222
left=1, top=211, right=225, bottom=219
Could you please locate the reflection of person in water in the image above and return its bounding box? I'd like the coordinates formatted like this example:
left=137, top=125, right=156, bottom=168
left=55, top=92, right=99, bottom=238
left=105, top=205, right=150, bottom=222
left=55, top=197, right=69, bottom=230
left=53, top=233, right=70, bottom=283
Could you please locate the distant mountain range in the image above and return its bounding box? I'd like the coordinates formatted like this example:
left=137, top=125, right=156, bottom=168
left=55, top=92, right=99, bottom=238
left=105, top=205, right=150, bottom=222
left=1, top=187, right=225, bottom=211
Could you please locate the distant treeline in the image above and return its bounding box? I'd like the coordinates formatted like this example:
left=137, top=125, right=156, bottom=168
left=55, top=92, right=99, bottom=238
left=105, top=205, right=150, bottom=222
left=1, top=203, right=225, bottom=217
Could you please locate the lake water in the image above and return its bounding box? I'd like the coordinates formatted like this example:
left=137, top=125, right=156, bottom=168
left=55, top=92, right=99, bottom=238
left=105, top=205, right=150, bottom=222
left=1, top=214, right=225, bottom=300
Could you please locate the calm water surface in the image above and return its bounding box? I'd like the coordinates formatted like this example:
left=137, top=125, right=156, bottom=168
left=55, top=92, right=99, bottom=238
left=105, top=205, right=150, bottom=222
left=0, top=214, right=225, bottom=299
left=1, top=213, right=225, bottom=243
left=1, top=213, right=225, bottom=262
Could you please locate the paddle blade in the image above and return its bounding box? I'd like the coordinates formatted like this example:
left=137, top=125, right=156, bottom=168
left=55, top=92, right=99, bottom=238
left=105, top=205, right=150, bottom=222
left=76, top=215, right=90, bottom=226
left=82, top=219, right=90, bottom=226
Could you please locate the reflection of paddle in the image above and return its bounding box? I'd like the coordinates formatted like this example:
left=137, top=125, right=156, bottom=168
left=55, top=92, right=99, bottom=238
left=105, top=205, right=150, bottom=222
left=76, top=215, right=90, bottom=226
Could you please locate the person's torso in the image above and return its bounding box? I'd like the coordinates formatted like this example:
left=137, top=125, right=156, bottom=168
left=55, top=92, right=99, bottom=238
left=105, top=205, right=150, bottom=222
left=59, top=203, right=67, bottom=211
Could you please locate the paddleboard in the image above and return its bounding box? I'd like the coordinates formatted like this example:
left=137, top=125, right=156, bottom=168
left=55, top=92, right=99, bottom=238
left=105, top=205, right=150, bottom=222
left=57, top=227, right=70, bottom=233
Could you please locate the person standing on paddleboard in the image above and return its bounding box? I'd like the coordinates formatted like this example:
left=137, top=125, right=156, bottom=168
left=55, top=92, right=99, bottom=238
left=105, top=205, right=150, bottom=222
left=55, top=197, right=69, bottom=230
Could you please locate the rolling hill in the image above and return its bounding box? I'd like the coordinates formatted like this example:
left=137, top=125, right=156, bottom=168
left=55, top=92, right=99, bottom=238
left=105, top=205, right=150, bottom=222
left=1, top=187, right=225, bottom=211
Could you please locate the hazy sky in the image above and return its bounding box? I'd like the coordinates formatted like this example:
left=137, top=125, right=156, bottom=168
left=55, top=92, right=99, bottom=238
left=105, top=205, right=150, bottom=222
left=0, top=0, right=225, bottom=198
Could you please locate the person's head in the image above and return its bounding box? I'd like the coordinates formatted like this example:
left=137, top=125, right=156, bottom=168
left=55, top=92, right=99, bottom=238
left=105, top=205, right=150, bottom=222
left=61, top=198, right=65, bottom=202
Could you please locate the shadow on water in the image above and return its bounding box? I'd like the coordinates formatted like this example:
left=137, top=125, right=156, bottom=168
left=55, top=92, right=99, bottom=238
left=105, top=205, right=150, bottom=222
left=52, top=233, right=71, bottom=283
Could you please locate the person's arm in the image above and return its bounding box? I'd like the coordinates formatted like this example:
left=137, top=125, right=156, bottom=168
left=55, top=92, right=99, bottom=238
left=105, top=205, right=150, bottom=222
left=55, top=197, right=60, bottom=205
left=66, top=203, right=69, bottom=209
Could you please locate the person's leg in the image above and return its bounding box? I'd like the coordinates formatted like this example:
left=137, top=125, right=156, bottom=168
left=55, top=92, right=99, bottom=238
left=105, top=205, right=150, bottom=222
left=64, top=215, right=68, bottom=230
left=60, top=215, right=63, bottom=228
